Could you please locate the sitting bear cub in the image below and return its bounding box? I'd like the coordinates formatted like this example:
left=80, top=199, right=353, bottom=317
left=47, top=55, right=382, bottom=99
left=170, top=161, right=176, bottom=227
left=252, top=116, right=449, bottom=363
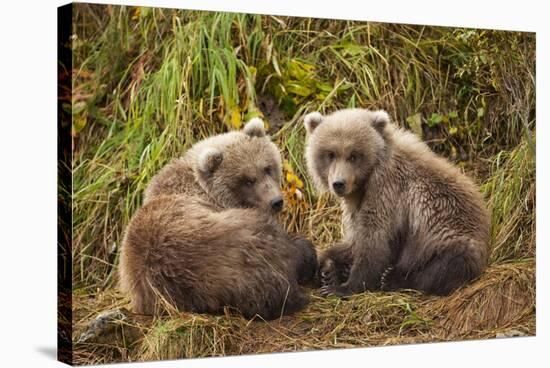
left=303, top=108, right=489, bottom=296
left=119, top=119, right=317, bottom=319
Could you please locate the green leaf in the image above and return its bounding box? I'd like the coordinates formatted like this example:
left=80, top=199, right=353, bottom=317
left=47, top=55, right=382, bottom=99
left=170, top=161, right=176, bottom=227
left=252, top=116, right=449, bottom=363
left=339, top=42, right=364, bottom=57
left=477, top=107, right=485, bottom=118
left=286, top=82, right=314, bottom=97
left=73, top=101, right=87, bottom=115
left=406, top=113, right=423, bottom=137
left=315, top=81, right=333, bottom=93
left=73, top=113, right=87, bottom=134
left=448, top=110, right=459, bottom=119
left=286, top=59, right=315, bottom=80
left=428, top=113, right=443, bottom=127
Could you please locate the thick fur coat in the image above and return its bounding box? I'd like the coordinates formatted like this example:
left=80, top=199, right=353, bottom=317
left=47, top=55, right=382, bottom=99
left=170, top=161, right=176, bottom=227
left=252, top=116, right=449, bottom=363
left=120, top=119, right=317, bottom=319
left=120, top=194, right=316, bottom=319
left=304, top=108, right=489, bottom=296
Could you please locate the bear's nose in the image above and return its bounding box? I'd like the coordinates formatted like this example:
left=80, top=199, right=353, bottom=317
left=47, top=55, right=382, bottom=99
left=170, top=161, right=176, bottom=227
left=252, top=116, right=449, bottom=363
left=270, top=197, right=284, bottom=212
left=332, top=180, right=346, bottom=193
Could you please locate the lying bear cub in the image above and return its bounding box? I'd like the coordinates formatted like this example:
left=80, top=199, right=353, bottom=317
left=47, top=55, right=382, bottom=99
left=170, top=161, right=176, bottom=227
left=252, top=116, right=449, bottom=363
left=304, top=108, right=490, bottom=297
left=119, top=119, right=318, bottom=320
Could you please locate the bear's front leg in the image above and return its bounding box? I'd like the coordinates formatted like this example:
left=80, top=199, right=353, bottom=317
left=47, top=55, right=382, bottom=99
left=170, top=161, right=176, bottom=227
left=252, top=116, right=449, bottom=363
left=319, top=261, right=368, bottom=297
left=320, top=233, right=392, bottom=297
left=291, top=236, right=319, bottom=286
left=318, top=243, right=353, bottom=288
left=320, top=261, right=384, bottom=297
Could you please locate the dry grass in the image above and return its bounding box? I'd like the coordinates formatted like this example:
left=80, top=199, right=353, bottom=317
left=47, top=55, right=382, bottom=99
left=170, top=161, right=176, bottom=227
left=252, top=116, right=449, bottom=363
left=72, top=260, right=534, bottom=365
left=66, top=3, right=536, bottom=365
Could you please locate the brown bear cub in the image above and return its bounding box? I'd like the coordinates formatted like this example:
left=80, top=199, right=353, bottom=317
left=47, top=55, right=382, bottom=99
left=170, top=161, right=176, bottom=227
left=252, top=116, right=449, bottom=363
left=304, top=108, right=489, bottom=297
left=119, top=119, right=317, bottom=320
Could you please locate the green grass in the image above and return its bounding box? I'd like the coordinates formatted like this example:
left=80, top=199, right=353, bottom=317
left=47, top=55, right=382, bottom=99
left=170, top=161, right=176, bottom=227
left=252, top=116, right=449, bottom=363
left=69, top=3, right=536, bottom=364
left=482, top=137, right=536, bottom=263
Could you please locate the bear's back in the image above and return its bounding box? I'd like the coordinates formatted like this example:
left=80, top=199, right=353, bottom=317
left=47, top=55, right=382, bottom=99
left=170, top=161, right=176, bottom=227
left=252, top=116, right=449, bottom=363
left=120, top=194, right=304, bottom=316
left=385, top=124, right=490, bottom=242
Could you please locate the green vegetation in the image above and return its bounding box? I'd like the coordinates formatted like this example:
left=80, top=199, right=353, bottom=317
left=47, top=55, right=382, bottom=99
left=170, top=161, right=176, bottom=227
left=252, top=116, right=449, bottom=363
left=69, top=4, right=535, bottom=364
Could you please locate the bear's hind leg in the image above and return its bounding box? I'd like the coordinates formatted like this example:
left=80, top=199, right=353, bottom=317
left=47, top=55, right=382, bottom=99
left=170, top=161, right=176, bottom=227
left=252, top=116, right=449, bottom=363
left=404, top=240, right=485, bottom=295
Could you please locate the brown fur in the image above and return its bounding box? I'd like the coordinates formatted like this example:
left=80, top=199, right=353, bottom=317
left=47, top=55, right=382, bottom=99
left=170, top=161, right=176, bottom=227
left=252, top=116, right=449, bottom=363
left=119, top=195, right=316, bottom=319
left=120, top=119, right=317, bottom=319
left=144, top=118, right=283, bottom=212
left=304, top=108, right=489, bottom=296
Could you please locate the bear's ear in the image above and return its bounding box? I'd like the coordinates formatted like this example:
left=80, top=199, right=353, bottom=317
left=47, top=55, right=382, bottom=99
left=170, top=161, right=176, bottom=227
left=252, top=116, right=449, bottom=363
left=371, top=109, right=390, bottom=134
left=304, top=112, right=323, bottom=134
left=243, top=118, right=266, bottom=138
left=198, top=147, right=223, bottom=175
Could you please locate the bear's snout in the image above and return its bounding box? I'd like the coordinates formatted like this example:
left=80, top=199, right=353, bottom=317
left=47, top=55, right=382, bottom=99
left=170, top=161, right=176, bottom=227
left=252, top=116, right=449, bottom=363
left=270, top=197, right=284, bottom=212
left=332, top=180, right=346, bottom=195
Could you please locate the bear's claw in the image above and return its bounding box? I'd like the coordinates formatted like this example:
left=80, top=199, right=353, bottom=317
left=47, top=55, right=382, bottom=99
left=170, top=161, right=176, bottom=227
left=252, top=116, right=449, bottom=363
left=380, top=266, right=394, bottom=290
left=341, top=264, right=351, bottom=281
left=320, top=270, right=339, bottom=288
left=320, top=260, right=351, bottom=288
left=320, top=284, right=352, bottom=298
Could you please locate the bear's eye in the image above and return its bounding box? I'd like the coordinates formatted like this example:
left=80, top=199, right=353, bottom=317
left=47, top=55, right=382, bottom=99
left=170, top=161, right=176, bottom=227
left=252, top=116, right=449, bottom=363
left=244, top=178, right=256, bottom=187
left=264, top=166, right=272, bottom=176
left=348, top=153, right=358, bottom=163
left=327, top=151, right=335, bottom=161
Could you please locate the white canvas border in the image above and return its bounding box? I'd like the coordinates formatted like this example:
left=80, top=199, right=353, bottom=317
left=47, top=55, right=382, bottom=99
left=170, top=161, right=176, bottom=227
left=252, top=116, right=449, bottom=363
left=0, top=0, right=545, bottom=367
